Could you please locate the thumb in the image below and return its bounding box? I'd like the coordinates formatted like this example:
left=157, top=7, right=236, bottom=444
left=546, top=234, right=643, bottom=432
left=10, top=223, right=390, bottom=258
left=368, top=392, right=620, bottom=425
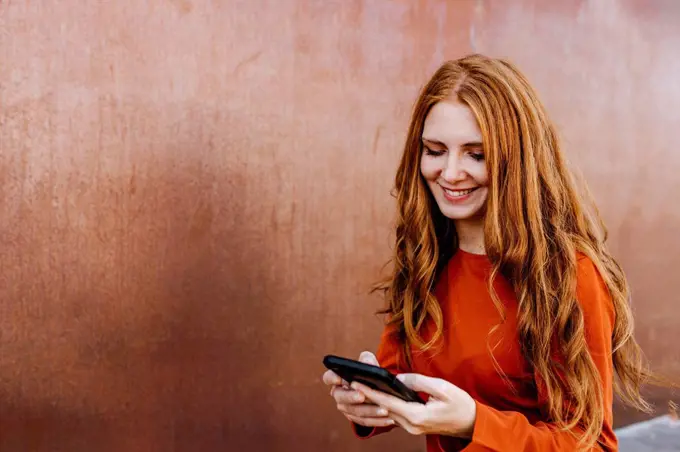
left=397, top=373, right=448, bottom=399
left=358, top=351, right=379, bottom=366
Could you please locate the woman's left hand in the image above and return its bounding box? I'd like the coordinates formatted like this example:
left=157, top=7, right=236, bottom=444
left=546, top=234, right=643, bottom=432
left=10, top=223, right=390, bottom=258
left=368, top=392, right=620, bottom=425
left=351, top=374, right=477, bottom=438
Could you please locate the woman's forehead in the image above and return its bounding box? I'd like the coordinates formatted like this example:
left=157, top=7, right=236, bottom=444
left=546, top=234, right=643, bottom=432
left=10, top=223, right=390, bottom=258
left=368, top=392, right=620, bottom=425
left=422, top=100, right=482, bottom=146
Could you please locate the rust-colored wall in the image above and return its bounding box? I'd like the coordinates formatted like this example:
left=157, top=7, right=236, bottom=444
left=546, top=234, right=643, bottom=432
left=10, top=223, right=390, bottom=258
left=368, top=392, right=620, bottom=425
left=1, top=1, right=678, bottom=451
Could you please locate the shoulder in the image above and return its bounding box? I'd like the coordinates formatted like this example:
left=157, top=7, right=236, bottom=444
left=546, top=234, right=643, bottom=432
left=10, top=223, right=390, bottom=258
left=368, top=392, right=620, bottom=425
left=575, top=252, right=615, bottom=329
left=576, top=252, right=604, bottom=285
left=575, top=252, right=608, bottom=293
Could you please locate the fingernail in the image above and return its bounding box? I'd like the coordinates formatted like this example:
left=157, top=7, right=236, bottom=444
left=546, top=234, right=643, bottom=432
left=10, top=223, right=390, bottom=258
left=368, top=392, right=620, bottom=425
left=378, top=408, right=388, bottom=416
left=396, top=374, right=405, bottom=382
left=353, top=394, right=362, bottom=402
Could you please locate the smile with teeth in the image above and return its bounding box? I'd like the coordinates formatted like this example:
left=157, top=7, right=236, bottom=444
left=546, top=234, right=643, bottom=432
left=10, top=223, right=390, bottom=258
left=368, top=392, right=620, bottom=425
left=443, top=187, right=478, bottom=197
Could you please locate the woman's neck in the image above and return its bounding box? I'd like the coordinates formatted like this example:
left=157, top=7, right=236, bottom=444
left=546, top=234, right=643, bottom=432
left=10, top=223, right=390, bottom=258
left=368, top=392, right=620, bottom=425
left=455, top=217, right=485, bottom=255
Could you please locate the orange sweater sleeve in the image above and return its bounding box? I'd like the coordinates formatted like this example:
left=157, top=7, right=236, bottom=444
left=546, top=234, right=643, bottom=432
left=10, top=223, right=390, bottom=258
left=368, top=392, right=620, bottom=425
left=351, top=322, right=410, bottom=439
left=462, top=256, right=618, bottom=451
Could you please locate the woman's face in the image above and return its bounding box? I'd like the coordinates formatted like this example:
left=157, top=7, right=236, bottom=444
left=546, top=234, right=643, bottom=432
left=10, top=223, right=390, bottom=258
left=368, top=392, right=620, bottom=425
left=420, top=100, right=489, bottom=221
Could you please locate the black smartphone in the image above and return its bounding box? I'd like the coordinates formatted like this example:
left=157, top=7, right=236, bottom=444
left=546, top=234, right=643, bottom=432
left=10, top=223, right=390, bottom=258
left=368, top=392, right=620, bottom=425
left=323, top=354, right=425, bottom=404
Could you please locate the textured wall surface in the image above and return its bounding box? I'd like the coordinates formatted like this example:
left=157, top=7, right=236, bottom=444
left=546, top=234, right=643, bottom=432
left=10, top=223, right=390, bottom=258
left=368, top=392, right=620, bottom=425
left=1, top=1, right=678, bottom=451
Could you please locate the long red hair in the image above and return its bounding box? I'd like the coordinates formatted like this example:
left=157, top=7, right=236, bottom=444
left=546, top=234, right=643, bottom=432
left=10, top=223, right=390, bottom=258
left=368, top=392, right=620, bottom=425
left=375, top=54, right=657, bottom=449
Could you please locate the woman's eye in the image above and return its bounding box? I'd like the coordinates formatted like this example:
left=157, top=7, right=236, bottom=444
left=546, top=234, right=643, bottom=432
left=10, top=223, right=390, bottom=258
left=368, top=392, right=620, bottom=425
left=470, top=152, right=485, bottom=161
left=424, top=147, right=445, bottom=156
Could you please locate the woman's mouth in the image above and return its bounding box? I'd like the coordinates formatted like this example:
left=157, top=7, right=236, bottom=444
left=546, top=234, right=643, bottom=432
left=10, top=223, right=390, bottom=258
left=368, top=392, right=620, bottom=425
left=441, top=186, right=479, bottom=202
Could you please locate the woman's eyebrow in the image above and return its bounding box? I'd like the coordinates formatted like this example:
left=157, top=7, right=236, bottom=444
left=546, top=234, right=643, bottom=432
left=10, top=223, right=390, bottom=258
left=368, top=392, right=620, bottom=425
left=461, top=141, right=483, bottom=149
left=421, top=138, right=446, bottom=147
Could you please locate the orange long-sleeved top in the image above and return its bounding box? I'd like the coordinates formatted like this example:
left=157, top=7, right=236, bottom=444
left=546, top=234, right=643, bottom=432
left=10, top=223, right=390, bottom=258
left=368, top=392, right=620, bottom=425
left=353, top=249, right=617, bottom=451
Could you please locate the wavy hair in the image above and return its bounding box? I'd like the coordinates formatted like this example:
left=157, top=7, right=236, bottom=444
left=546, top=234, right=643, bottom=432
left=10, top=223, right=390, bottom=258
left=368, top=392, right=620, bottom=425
left=374, top=54, right=659, bottom=449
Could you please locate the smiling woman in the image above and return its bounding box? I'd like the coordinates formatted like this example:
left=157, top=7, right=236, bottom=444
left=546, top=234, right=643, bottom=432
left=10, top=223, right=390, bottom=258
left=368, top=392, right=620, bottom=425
left=322, top=54, right=664, bottom=452
left=420, top=101, right=489, bottom=255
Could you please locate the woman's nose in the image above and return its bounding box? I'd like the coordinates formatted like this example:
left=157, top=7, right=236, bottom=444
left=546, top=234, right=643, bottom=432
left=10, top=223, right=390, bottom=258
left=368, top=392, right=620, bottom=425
left=441, top=155, right=466, bottom=182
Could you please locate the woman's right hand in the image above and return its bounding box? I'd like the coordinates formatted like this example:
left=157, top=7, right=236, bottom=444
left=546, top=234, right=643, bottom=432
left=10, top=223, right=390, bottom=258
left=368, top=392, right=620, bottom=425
left=322, top=351, right=395, bottom=428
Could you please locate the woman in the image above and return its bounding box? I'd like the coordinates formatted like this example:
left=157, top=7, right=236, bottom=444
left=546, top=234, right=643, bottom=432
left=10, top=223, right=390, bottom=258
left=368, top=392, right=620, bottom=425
left=322, top=54, right=657, bottom=451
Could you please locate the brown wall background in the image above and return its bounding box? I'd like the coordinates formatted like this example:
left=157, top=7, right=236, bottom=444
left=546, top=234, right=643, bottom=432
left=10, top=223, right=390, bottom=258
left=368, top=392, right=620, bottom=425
left=1, top=1, right=679, bottom=451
